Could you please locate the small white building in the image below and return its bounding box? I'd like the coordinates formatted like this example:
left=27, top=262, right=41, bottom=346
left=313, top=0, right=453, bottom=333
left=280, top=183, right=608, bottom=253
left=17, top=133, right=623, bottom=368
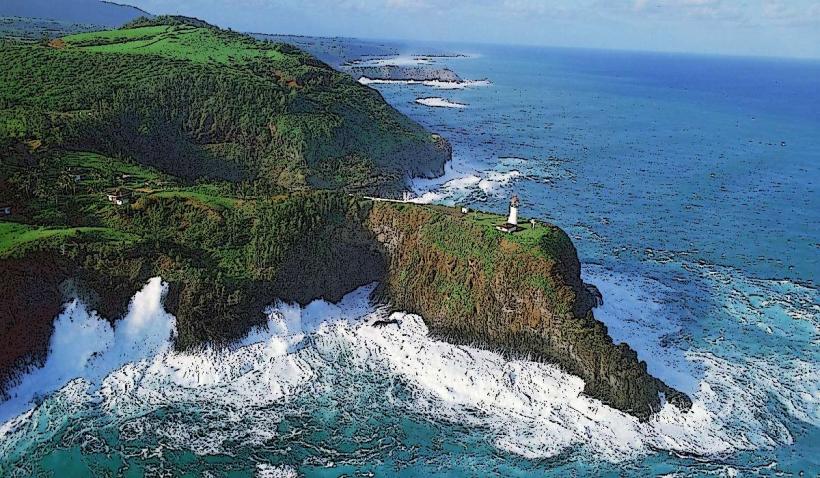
left=461, top=206, right=470, bottom=214
left=106, top=189, right=131, bottom=206
left=0, top=205, right=12, bottom=216
left=495, top=195, right=520, bottom=234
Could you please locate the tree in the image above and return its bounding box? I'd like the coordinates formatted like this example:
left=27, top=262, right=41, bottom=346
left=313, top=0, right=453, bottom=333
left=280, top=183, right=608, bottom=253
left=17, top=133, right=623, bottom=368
left=56, top=170, right=77, bottom=198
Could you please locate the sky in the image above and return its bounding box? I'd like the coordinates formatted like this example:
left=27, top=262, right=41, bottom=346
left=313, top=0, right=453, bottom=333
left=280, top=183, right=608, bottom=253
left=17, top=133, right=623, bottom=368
left=126, top=0, right=820, bottom=59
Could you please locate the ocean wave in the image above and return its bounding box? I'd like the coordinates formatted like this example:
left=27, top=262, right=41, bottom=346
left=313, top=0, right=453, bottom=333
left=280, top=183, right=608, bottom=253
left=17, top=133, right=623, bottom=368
left=410, top=155, right=572, bottom=205
left=2, top=266, right=815, bottom=467
left=415, top=97, right=467, bottom=109
left=410, top=170, right=522, bottom=204
left=358, top=76, right=491, bottom=90
left=0, top=277, right=175, bottom=425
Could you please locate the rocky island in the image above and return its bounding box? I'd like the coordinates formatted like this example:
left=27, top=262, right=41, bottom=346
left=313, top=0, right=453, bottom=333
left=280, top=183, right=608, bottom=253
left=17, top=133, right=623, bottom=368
left=0, top=16, right=690, bottom=420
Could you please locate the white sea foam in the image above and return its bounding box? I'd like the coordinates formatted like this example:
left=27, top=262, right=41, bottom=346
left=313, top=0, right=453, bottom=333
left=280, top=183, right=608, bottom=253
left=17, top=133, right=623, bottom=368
left=1, top=269, right=814, bottom=464
left=410, top=170, right=522, bottom=204
left=256, top=464, right=298, bottom=478
left=581, top=264, right=819, bottom=454
left=358, top=76, right=491, bottom=90
left=410, top=156, right=573, bottom=205
left=415, top=97, right=467, bottom=109
left=581, top=265, right=699, bottom=394
left=0, top=277, right=174, bottom=424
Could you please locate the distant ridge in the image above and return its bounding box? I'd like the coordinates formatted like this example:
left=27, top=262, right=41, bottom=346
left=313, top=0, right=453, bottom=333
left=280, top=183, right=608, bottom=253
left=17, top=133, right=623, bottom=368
left=0, top=0, right=151, bottom=27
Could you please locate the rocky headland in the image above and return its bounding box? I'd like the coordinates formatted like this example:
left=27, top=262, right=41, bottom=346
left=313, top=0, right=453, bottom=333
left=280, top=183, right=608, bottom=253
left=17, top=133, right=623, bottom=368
left=0, top=196, right=691, bottom=420
left=347, top=65, right=463, bottom=83
left=0, top=16, right=690, bottom=422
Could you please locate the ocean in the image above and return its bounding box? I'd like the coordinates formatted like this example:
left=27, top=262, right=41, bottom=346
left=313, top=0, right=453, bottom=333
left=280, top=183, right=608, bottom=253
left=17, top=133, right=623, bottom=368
left=1, top=44, right=818, bottom=476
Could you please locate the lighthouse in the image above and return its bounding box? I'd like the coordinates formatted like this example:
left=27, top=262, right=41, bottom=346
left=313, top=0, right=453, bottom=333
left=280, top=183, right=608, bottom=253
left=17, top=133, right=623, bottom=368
left=507, top=195, right=519, bottom=226
left=496, top=195, right=521, bottom=234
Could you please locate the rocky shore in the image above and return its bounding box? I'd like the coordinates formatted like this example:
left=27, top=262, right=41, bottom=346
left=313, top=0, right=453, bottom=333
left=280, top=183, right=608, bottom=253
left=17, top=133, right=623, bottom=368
left=346, top=65, right=463, bottom=82
left=0, top=198, right=691, bottom=419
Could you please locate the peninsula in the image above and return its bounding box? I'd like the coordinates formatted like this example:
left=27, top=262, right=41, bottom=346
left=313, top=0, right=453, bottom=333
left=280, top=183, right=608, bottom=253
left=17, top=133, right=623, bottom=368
left=0, top=16, right=691, bottom=420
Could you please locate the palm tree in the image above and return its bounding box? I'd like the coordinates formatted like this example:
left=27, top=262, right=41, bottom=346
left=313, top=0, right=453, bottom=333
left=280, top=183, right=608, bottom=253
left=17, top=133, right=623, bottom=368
left=55, top=170, right=77, bottom=204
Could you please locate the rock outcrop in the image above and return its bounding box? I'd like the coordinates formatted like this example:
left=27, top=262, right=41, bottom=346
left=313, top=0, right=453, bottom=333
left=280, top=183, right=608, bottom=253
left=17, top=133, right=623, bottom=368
left=348, top=65, right=463, bottom=82
left=366, top=202, right=692, bottom=419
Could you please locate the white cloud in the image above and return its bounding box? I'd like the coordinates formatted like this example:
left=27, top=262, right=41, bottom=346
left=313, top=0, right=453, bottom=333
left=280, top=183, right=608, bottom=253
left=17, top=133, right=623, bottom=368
left=386, top=0, right=431, bottom=9
left=761, top=0, right=820, bottom=26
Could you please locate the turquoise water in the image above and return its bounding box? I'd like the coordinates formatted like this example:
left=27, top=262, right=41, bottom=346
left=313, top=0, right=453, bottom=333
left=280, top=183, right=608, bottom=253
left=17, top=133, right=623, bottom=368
left=1, top=45, right=818, bottom=476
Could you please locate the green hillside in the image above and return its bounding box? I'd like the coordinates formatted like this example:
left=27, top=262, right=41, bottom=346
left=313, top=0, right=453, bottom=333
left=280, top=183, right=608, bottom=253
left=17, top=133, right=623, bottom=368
left=0, top=16, right=449, bottom=194
left=62, top=24, right=287, bottom=63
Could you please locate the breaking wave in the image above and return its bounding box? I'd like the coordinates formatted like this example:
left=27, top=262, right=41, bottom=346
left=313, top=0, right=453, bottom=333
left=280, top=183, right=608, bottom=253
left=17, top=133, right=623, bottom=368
left=2, top=264, right=814, bottom=472
left=415, top=97, right=468, bottom=109
left=358, top=76, right=491, bottom=89
left=410, top=156, right=574, bottom=205
left=0, top=277, right=175, bottom=424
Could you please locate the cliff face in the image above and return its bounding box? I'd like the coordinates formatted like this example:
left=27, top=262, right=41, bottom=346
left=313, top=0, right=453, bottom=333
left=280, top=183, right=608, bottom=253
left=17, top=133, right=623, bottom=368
left=0, top=256, right=63, bottom=399
left=366, top=202, right=691, bottom=419
left=0, top=198, right=689, bottom=419
left=388, top=135, right=452, bottom=181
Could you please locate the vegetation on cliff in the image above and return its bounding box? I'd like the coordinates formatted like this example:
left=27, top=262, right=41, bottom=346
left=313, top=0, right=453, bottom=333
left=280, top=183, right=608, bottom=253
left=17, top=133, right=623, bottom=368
left=0, top=16, right=450, bottom=194
left=0, top=16, right=443, bottom=395
left=367, top=203, right=691, bottom=418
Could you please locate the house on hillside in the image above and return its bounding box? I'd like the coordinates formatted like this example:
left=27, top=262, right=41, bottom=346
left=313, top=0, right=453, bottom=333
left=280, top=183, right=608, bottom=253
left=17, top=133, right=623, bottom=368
left=106, top=189, right=131, bottom=206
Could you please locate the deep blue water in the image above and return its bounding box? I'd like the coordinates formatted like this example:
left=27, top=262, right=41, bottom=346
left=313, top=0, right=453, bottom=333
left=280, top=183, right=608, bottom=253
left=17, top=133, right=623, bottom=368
left=1, top=45, right=818, bottom=477
left=402, top=44, right=819, bottom=281
left=377, top=43, right=820, bottom=475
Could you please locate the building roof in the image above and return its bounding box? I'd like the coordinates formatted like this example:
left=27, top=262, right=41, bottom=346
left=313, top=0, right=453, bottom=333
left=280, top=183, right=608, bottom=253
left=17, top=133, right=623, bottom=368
left=496, top=223, right=519, bottom=233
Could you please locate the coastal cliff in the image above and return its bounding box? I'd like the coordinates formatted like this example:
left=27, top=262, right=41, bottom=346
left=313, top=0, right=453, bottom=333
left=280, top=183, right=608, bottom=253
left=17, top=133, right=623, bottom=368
left=367, top=203, right=691, bottom=419
left=0, top=15, right=688, bottom=421
left=0, top=196, right=691, bottom=419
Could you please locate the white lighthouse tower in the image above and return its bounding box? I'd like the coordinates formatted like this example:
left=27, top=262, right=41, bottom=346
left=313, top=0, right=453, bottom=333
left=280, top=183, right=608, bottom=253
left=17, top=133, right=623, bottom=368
left=496, top=195, right=521, bottom=234
left=507, top=195, right=519, bottom=226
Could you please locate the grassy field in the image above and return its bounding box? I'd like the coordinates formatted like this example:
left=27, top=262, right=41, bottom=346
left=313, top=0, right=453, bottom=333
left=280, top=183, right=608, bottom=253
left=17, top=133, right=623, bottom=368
left=0, top=221, right=137, bottom=255
left=464, top=210, right=552, bottom=245
left=150, top=189, right=241, bottom=210
left=63, top=25, right=286, bottom=64
left=459, top=209, right=572, bottom=263
left=61, top=151, right=163, bottom=179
